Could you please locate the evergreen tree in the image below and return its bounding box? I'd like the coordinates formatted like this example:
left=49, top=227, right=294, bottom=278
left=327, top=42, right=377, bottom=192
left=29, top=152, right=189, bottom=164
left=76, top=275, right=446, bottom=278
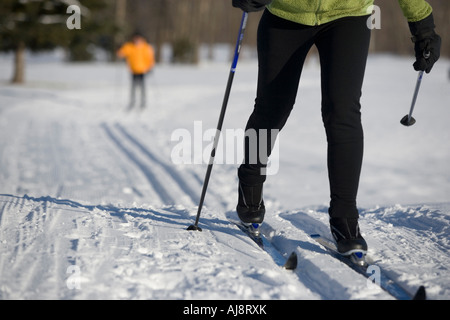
left=0, top=0, right=112, bottom=83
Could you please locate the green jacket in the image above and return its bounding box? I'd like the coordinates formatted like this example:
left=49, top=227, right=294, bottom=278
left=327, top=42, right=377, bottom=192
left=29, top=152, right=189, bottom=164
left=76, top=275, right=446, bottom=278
left=267, top=0, right=432, bottom=26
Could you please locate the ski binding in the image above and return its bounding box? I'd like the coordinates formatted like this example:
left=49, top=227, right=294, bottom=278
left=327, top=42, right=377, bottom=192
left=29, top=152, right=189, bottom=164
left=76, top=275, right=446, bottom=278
left=311, top=234, right=367, bottom=266
left=241, top=222, right=261, bottom=237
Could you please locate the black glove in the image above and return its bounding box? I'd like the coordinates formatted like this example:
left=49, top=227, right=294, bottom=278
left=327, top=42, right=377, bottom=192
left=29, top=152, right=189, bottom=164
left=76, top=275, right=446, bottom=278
left=408, top=13, right=441, bottom=73
left=232, top=0, right=272, bottom=12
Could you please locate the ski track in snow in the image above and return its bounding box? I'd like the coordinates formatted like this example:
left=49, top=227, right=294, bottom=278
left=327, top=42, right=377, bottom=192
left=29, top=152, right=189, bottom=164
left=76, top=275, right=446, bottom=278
left=0, top=55, right=449, bottom=300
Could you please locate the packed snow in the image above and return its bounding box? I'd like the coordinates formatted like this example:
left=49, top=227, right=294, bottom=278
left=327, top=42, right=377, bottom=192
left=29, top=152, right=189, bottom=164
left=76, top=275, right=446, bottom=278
left=0, top=50, right=449, bottom=300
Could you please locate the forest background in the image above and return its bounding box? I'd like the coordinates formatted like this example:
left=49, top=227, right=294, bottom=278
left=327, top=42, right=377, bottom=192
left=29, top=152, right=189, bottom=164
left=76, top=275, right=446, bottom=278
left=1, top=0, right=449, bottom=83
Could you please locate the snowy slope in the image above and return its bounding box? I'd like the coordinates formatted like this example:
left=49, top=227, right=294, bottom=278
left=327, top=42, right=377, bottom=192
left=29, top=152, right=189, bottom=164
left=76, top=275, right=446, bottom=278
left=0, top=53, right=449, bottom=300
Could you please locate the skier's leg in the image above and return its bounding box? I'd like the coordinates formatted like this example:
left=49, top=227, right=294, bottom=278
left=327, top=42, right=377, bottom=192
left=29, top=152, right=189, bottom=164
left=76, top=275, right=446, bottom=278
left=316, top=16, right=370, bottom=219
left=238, top=10, right=314, bottom=185
left=315, top=16, right=371, bottom=253
left=129, top=74, right=137, bottom=109
left=238, top=10, right=313, bottom=222
left=140, top=74, right=146, bottom=108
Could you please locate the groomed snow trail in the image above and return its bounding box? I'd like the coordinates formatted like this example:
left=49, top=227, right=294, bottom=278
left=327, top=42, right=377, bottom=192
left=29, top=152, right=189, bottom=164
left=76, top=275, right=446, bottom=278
left=0, top=55, right=449, bottom=299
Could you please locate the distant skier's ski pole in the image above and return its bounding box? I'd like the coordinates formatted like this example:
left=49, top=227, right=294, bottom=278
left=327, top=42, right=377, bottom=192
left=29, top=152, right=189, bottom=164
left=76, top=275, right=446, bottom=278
left=187, top=11, right=249, bottom=231
left=400, top=51, right=430, bottom=127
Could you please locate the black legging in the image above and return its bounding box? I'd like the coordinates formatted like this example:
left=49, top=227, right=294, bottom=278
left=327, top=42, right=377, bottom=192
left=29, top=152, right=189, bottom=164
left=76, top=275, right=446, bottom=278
left=238, top=10, right=371, bottom=219
left=130, top=73, right=146, bottom=106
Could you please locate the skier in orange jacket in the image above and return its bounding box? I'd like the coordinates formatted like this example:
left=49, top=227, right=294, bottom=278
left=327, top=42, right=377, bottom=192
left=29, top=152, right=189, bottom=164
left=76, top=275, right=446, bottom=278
left=117, top=32, right=155, bottom=109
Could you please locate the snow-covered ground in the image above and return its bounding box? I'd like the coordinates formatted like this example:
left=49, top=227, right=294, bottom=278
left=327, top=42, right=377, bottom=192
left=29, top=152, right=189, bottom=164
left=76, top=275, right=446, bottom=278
left=0, top=52, right=449, bottom=300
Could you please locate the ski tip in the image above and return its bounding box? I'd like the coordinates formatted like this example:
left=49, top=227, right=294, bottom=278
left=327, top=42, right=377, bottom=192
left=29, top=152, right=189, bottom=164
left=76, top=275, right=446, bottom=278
left=283, top=252, right=298, bottom=270
left=412, top=285, right=426, bottom=300
left=310, top=234, right=321, bottom=239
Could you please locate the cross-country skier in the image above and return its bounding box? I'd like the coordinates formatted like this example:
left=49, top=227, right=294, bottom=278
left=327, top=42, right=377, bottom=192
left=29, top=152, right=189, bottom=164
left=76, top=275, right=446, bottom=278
left=232, top=0, right=441, bottom=255
left=117, top=32, right=155, bottom=109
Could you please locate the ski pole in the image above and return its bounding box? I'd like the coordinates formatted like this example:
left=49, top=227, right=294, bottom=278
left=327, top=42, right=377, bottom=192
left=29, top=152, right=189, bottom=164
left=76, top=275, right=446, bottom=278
left=400, top=51, right=430, bottom=127
left=187, top=11, right=249, bottom=232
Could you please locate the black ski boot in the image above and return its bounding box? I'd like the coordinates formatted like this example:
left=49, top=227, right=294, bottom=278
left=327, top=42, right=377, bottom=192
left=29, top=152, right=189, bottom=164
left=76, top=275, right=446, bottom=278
left=330, top=217, right=368, bottom=256
left=236, top=182, right=265, bottom=225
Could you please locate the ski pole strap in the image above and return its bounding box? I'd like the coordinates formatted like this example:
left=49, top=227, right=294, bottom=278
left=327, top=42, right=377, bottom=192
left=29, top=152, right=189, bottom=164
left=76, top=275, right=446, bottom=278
left=231, top=12, right=249, bottom=73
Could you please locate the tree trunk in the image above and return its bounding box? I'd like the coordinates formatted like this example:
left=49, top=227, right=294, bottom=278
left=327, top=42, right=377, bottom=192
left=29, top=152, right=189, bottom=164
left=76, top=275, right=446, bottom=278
left=12, top=41, right=26, bottom=84
left=112, top=0, right=127, bottom=61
